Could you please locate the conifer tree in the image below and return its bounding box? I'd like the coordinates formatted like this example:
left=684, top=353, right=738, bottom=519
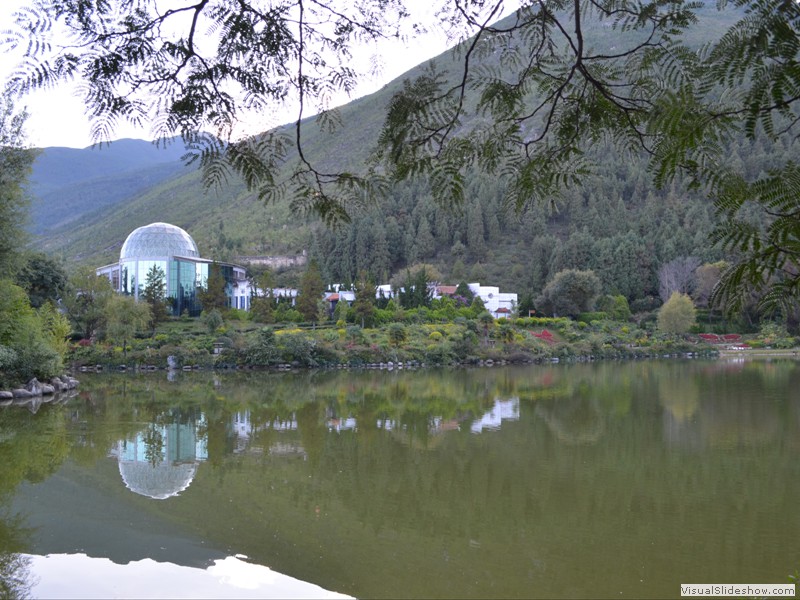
left=142, top=264, right=170, bottom=329
left=198, top=263, right=228, bottom=312
left=250, top=270, right=276, bottom=324
left=297, top=260, right=325, bottom=323
left=353, top=272, right=376, bottom=328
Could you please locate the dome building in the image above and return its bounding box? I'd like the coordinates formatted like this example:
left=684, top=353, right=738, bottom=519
left=97, top=222, right=250, bottom=315
left=112, top=418, right=209, bottom=500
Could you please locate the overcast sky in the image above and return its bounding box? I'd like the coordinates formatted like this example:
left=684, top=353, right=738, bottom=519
left=0, top=1, right=511, bottom=149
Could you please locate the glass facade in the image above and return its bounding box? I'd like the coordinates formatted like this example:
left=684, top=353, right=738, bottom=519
left=170, top=259, right=204, bottom=316
left=121, top=261, right=135, bottom=296
left=120, top=259, right=167, bottom=299
left=100, top=223, right=247, bottom=317
left=120, top=223, right=199, bottom=261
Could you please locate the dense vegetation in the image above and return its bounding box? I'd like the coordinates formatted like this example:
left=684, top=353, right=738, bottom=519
left=35, top=124, right=777, bottom=315
left=68, top=305, right=727, bottom=371
left=0, top=95, right=72, bottom=389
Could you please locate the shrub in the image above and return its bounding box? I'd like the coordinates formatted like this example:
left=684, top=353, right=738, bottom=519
left=245, top=328, right=279, bottom=366
left=577, top=312, right=608, bottom=324
left=346, top=326, right=365, bottom=343
left=758, top=322, right=796, bottom=348
left=226, top=308, right=248, bottom=321
left=596, top=294, right=633, bottom=321
left=279, top=332, right=319, bottom=366
left=388, top=323, right=407, bottom=347
left=657, top=292, right=696, bottom=334
left=202, top=309, right=224, bottom=333
left=494, top=323, right=514, bottom=342
left=425, top=342, right=455, bottom=365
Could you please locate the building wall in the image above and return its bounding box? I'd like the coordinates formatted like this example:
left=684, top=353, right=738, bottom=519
left=98, top=257, right=246, bottom=316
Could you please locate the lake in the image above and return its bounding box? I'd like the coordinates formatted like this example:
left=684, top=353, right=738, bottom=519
left=0, top=359, right=798, bottom=598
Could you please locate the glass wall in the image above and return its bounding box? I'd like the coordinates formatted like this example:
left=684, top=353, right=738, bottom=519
left=170, top=259, right=201, bottom=316
left=121, top=261, right=136, bottom=297
left=219, top=264, right=235, bottom=308
left=117, top=257, right=242, bottom=316
left=120, top=260, right=167, bottom=299
left=195, top=263, right=209, bottom=291
left=138, top=260, right=167, bottom=299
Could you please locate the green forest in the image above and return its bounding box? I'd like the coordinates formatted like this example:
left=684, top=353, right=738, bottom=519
left=2, top=0, right=800, bottom=389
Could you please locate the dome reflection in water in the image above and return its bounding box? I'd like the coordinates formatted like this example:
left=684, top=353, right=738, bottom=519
left=112, top=418, right=208, bottom=499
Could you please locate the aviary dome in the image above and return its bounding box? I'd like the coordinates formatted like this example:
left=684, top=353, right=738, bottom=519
left=118, top=460, right=198, bottom=500
left=120, top=222, right=199, bottom=261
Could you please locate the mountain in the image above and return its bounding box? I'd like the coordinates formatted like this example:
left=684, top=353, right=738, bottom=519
left=29, top=4, right=765, bottom=304
left=27, top=40, right=461, bottom=266
left=28, top=138, right=191, bottom=235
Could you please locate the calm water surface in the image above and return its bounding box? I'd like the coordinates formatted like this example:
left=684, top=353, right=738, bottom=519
left=0, top=359, right=798, bottom=598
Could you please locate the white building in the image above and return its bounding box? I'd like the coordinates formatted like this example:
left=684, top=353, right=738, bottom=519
left=468, top=283, right=518, bottom=319
left=375, top=281, right=517, bottom=318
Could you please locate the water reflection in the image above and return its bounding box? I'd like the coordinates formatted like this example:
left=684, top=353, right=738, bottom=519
left=231, top=412, right=302, bottom=458
left=535, top=395, right=605, bottom=444
left=0, top=511, right=34, bottom=600
left=661, top=361, right=785, bottom=451
left=372, top=396, right=520, bottom=438
left=113, top=419, right=208, bottom=500
left=24, top=553, right=351, bottom=599
left=0, top=361, right=798, bottom=599
left=470, top=397, right=520, bottom=433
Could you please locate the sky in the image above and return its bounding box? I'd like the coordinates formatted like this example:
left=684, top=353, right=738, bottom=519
left=0, top=1, right=506, bottom=149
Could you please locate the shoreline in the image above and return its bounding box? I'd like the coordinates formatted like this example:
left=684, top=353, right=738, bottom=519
left=70, top=348, right=721, bottom=375
left=717, top=348, right=800, bottom=358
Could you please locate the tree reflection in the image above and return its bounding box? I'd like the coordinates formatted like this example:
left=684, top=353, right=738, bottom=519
left=0, top=402, right=77, bottom=598
left=535, top=395, right=605, bottom=444
left=0, top=510, right=33, bottom=599
left=0, top=552, right=32, bottom=599
left=659, top=370, right=700, bottom=422
left=143, top=423, right=165, bottom=467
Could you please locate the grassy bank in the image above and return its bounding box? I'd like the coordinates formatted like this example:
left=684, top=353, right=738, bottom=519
left=68, top=314, right=719, bottom=371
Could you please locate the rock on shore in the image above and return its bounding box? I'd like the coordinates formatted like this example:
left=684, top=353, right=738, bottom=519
left=1, top=375, right=80, bottom=410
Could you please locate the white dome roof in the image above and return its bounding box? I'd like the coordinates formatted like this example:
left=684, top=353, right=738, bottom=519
left=120, top=222, right=199, bottom=261
left=118, top=460, right=198, bottom=500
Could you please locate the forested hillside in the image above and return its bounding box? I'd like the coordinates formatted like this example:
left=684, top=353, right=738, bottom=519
left=32, top=1, right=781, bottom=309
left=310, top=128, right=787, bottom=306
